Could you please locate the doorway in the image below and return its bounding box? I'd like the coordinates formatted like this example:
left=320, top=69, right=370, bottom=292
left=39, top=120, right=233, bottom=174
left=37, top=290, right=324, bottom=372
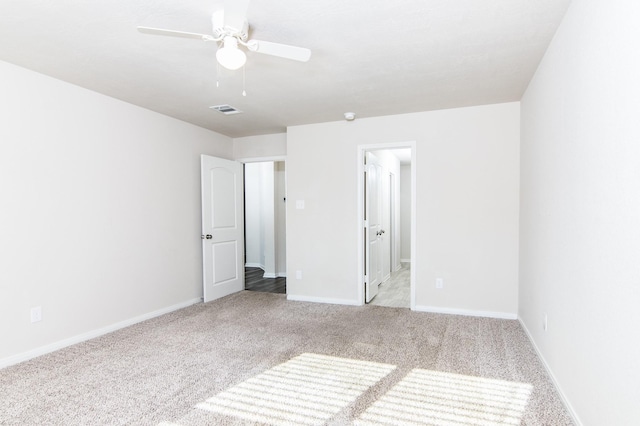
left=358, top=143, right=415, bottom=309
left=243, top=160, right=287, bottom=294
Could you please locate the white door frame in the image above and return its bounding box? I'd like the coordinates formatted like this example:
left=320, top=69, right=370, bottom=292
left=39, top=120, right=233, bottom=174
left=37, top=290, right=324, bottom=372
left=357, top=141, right=416, bottom=309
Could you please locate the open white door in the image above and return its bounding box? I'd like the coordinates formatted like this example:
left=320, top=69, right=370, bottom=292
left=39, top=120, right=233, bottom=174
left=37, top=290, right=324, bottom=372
left=365, top=152, right=383, bottom=303
left=201, top=155, right=244, bottom=303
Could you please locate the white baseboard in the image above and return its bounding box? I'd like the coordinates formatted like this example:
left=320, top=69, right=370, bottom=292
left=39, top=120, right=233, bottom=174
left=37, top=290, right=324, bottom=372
left=260, top=272, right=287, bottom=278
left=413, top=305, right=517, bottom=320
left=244, top=265, right=285, bottom=278
left=287, top=294, right=362, bottom=306
left=400, top=259, right=411, bottom=264
left=0, top=298, right=201, bottom=370
left=518, top=318, right=583, bottom=426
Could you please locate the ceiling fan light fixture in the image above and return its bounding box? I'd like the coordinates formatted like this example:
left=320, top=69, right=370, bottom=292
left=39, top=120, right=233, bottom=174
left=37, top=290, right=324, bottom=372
left=216, top=36, right=246, bottom=70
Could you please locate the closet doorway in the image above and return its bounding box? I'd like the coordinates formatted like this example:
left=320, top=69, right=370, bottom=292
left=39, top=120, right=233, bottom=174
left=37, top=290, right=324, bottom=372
left=244, top=161, right=287, bottom=294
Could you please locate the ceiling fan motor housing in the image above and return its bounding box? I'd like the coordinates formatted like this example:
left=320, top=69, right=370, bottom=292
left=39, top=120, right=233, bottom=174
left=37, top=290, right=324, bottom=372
left=212, top=10, right=248, bottom=41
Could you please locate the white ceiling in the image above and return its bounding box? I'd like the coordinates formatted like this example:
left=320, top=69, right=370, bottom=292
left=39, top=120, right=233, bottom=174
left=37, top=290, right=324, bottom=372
left=0, top=0, right=571, bottom=138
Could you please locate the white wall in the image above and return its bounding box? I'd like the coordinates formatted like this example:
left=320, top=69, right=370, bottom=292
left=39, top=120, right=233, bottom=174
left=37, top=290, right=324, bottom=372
left=274, top=162, right=287, bottom=276
left=400, top=164, right=412, bottom=263
left=260, top=162, right=276, bottom=277
left=519, top=1, right=640, bottom=424
left=244, top=163, right=263, bottom=267
left=0, top=61, right=233, bottom=365
left=234, top=133, right=286, bottom=160
left=287, top=102, right=520, bottom=316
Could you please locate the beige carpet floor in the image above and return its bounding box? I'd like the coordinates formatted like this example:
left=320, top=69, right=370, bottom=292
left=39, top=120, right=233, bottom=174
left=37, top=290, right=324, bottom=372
left=0, top=291, right=573, bottom=425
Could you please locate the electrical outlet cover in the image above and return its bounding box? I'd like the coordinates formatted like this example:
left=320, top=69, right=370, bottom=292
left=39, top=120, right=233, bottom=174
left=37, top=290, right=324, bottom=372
left=30, top=306, right=42, bottom=323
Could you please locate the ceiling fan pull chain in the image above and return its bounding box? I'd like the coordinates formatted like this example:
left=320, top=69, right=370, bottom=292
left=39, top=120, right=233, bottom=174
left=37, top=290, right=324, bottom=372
left=216, top=62, right=220, bottom=88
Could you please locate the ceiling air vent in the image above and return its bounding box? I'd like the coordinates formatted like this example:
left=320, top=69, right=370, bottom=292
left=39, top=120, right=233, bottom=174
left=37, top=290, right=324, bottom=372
left=209, top=104, right=243, bottom=115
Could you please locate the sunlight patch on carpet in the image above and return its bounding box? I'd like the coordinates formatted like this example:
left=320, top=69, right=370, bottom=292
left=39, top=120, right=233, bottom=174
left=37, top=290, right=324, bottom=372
left=355, top=369, right=532, bottom=426
left=196, top=353, right=396, bottom=425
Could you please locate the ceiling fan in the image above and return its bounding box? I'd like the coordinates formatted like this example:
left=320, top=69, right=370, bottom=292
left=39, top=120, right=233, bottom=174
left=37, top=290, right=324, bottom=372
left=137, top=0, right=311, bottom=71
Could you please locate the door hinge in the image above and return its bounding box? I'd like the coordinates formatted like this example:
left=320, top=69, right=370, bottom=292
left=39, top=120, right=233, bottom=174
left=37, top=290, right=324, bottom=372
left=364, top=219, right=368, bottom=228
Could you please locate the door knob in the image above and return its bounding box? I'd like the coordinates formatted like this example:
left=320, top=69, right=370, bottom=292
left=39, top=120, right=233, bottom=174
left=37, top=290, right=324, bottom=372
left=202, top=234, right=213, bottom=239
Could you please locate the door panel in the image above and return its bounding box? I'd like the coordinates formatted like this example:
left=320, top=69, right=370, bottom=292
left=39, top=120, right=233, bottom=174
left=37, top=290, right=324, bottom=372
left=212, top=241, right=238, bottom=283
left=201, top=155, right=244, bottom=303
left=365, top=152, right=382, bottom=303
left=210, top=168, right=237, bottom=228
left=381, top=170, right=391, bottom=282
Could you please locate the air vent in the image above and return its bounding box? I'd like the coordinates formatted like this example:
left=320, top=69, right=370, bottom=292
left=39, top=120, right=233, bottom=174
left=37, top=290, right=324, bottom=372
left=209, top=104, right=243, bottom=115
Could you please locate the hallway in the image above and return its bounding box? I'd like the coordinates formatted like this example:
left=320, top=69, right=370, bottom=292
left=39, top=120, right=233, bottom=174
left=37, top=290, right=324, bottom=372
left=244, top=267, right=286, bottom=294
left=369, top=264, right=410, bottom=308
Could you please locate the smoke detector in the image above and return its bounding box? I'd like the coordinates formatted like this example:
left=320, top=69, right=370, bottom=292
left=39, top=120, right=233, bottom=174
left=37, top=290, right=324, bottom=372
left=344, top=112, right=356, bottom=121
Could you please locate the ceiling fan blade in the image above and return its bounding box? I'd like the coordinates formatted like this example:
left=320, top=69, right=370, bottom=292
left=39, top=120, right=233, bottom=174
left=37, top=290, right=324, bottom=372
left=247, top=40, right=311, bottom=62
left=224, top=0, right=251, bottom=32
left=137, top=26, right=215, bottom=41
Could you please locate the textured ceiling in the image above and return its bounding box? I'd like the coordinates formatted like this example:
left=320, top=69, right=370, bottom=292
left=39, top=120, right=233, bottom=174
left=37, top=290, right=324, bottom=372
left=0, top=0, right=571, bottom=138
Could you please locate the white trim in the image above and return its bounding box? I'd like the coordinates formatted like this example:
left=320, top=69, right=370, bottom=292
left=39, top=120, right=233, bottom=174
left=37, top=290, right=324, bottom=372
left=244, top=262, right=263, bottom=269
left=263, top=272, right=277, bottom=279
left=276, top=272, right=287, bottom=278
left=400, top=258, right=411, bottom=264
left=236, top=155, right=286, bottom=164
left=0, top=298, right=201, bottom=370
left=356, top=148, right=366, bottom=306
left=287, top=294, right=361, bottom=306
left=410, top=148, right=416, bottom=311
left=518, top=318, right=584, bottom=426
left=357, top=141, right=416, bottom=310
left=413, top=305, right=518, bottom=320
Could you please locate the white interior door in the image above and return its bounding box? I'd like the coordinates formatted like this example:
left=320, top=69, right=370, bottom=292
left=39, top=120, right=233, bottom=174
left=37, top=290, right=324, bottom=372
left=365, top=152, right=383, bottom=303
left=381, top=170, right=391, bottom=282
left=201, top=155, right=244, bottom=303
